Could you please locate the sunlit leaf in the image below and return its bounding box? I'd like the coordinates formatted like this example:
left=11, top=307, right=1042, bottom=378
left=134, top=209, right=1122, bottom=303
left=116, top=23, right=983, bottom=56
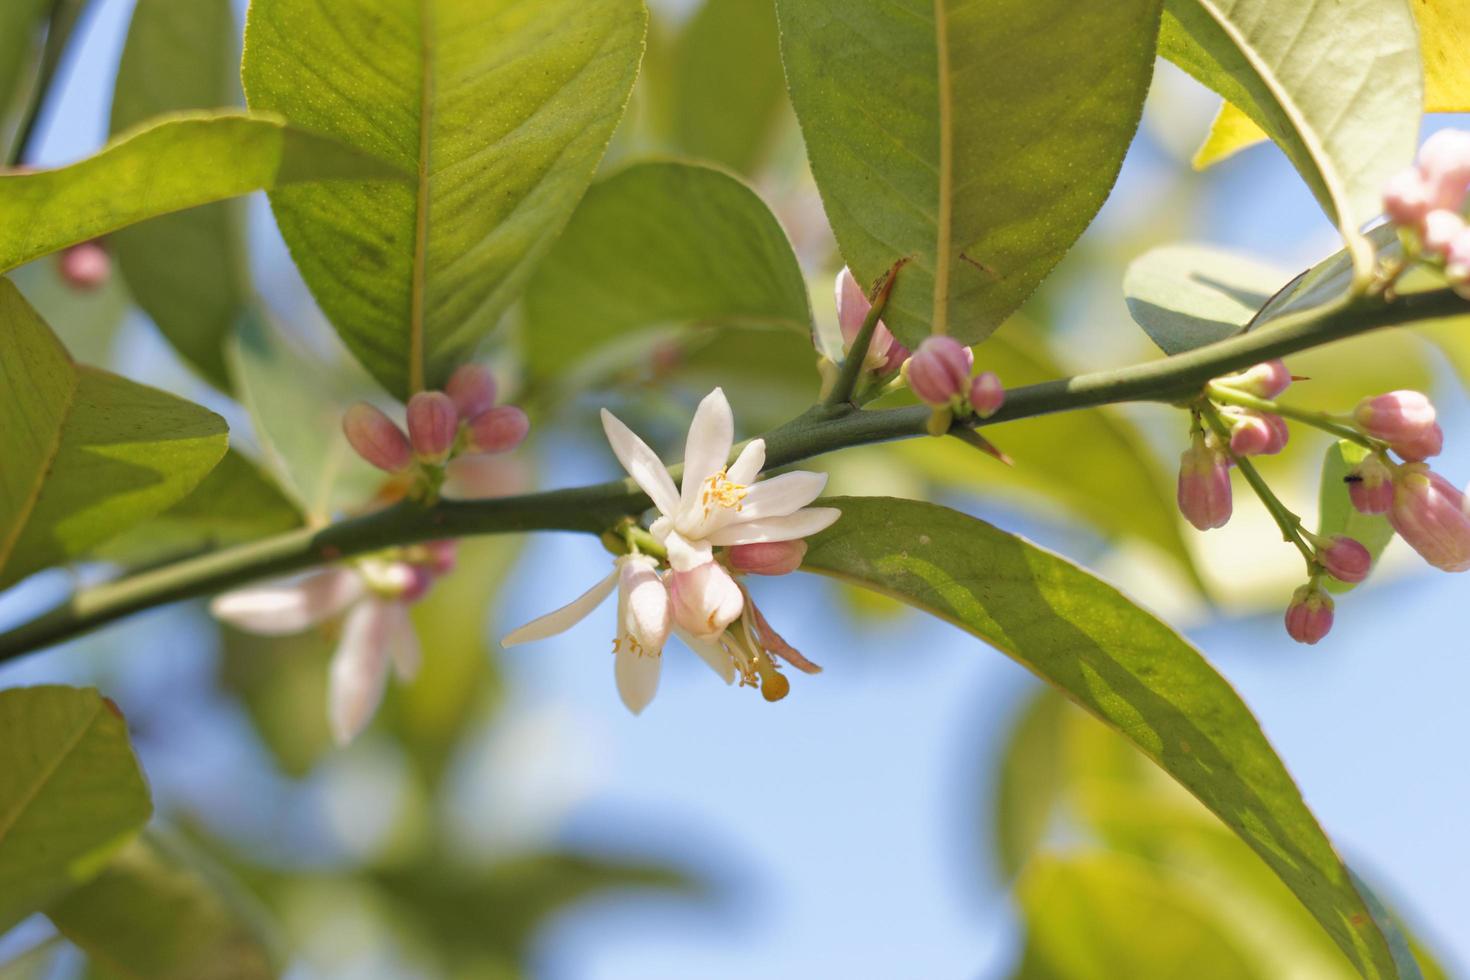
left=776, top=0, right=1161, bottom=348
left=802, top=496, right=1404, bottom=978
left=1192, top=100, right=1267, bottom=170
left=108, top=0, right=247, bottom=390
left=0, top=280, right=228, bottom=588
left=522, top=160, right=811, bottom=382
left=1159, top=0, right=1421, bottom=251
left=0, top=111, right=406, bottom=274
left=1316, top=440, right=1393, bottom=595
left=241, top=0, right=647, bottom=399
left=0, top=686, right=151, bottom=933
left=1122, top=244, right=1285, bottom=354
left=48, top=831, right=280, bottom=980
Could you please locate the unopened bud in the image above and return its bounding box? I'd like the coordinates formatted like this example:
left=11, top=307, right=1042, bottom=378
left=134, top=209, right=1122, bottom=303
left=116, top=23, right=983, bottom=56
left=407, top=391, right=458, bottom=463
left=59, top=241, right=110, bottom=291
left=1354, top=390, right=1441, bottom=459
left=1383, top=167, right=1433, bottom=226
left=1421, top=209, right=1465, bottom=255
left=1347, top=454, right=1394, bottom=515
left=1226, top=409, right=1289, bottom=456
left=444, top=364, right=498, bottom=420
left=906, top=336, right=973, bottom=407
left=466, top=405, right=530, bottom=454
left=1388, top=463, right=1470, bottom=572
left=1417, top=128, right=1470, bottom=211
left=834, top=266, right=905, bottom=373
left=1177, top=434, right=1232, bottom=531
left=668, top=561, right=744, bottom=638
left=1284, top=584, right=1334, bottom=645
left=424, top=539, right=458, bottom=575
left=1214, top=359, right=1291, bottom=399
left=728, top=540, right=807, bottom=576
left=343, top=402, right=412, bottom=472
left=1316, top=535, right=1371, bottom=584
left=968, top=371, right=1004, bottom=418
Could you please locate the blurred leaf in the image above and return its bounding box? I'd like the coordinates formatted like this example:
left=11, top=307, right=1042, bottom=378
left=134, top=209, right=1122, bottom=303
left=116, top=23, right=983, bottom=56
left=1017, top=853, right=1263, bottom=979
left=48, top=831, right=280, bottom=980
left=0, top=686, right=152, bottom=933
left=666, top=0, right=787, bottom=173
left=1122, top=244, right=1285, bottom=354
left=0, top=939, right=62, bottom=980
left=802, top=496, right=1404, bottom=978
left=0, top=0, right=50, bottom=159
left=776, top=0, right=1160, bottom=348
left=0, top=280, right=228, bottom=588
left=108, top=0, right=248, bottom=390
left=219, top=625, right=333, bottom=778
left=522, top=160, right=811, bottom=382
left=896, top=331, right=1203, bottom=590
left=0, top=111, right=406, bottom=273
left=1350, top=871, right=1433, bottom=980
left=241, top=0, right=647, bottom=400
left=93, top=451, right=303, bottom=569
left=1250, top=224, right=1402, bottom=329
left=1191, top=100, right=1267, bottom=170
left=1159, top=0, right=1420, bottom=243
left=228, top=310, right=383, bottom=522
left=10, top=255, right=130, bottom=366
left=1316, top=440, right=1394, bottom=594
left=992, top=689, right=1068, bottom=881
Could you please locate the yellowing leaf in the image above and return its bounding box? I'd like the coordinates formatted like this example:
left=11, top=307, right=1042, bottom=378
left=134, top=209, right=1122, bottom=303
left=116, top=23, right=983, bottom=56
left=1192, top=100, right=1267, bottom=170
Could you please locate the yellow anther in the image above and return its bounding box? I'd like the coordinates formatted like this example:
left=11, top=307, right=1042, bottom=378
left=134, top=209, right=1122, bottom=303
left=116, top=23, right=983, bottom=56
left=700, top=469, right=748, bottom=518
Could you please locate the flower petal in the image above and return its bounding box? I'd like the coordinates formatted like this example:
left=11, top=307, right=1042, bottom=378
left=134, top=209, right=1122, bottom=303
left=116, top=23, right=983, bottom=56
left=736, top=470, right=828, bottom=521
left=726, top=438, right=766, bottom=485
left=601, top=408, right=679, bottom=516
left=328, top=600, right=393, bottom=745
left=502, top=566, right=619, bottom=646
left=707, top=507, right=843, bottom=546
left=620, top=556, right=671, bottom=654
left=210, top=568, right=363, bottom=635
left=384, top=601, right=422, bottom=681
left=615, top=644, right=661, bottom=715
left=663, top=528, right=713, bottom=572
left=678, top=388, right=735, bottom=514
left=675, top=627, right=736, bottom=684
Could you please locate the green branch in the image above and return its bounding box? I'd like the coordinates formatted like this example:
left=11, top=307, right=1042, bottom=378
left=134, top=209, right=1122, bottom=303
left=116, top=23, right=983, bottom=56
left=0, top=285, right=1464, bottom=661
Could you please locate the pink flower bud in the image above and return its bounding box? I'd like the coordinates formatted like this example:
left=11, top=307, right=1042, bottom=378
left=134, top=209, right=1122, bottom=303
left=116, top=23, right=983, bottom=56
left=423, top=539, right=458, bottom=575
left=968, top=371, right=1005, bottom=418
left=1284, top=584, right=1334, bottom=645
left=399, top=564, right=435, bottom=603
left=668, top=561, right=744, bottom=638
left=1417, top=128, right=1470, bottom=211
left=1347, top=455, right=1394, bottom=515
left=1383, top=167, right=1433, bottom=226
left=1388, top=463, right=1470, bottom=572
left=1225, top=409, right=1289, bottom=456
left=834, top=266, right=906, bottom=373
left=1421, top=209, right=1465, bottom=255
left=1446, top=229, right=1470, bottom=283
left=728, top=540, right=807, bottom=576
left=406, top=391, right=458, bottom=463
left=906, top=336, right=973, bottom=407
left=1316, top=535, right=1371, bottom=584
left=1214, top=360, right=1291, bottom=399
left=343, top=402, right=412, bottom=472
left=1354, top=390, right=1441, bottom=459
left=465, top=405, right=530, bottom=454
left=59, top=241, right=111, bottom=291
left=1177, top=436, right=1232, bottom=531
left=445, top=364, right=498, bottom=420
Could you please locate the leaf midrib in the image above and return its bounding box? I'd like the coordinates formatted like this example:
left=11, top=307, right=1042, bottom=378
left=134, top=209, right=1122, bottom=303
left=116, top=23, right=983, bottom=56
left=932, top=0, right=954, bottom=335
left=0, top=348, right=78, bottom=577
left=0, top=699, right=102, bottom=847
left=408, top=0, right=434, bottom=395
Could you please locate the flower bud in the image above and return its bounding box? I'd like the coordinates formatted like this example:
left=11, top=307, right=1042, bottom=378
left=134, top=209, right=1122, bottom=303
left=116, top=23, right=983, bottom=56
left=1388, top=463, right=1470, bottom=572
left=1316, top=535, right=1371, bottom=584
left=834, top=266, right=906, bottom=373
left=668, top=561, right=744, bottom=638
left=1382, top=167, right=1433, bottom=226
left=465, top=405, right=530, bottom=454
left=1284, top=584, right=1334, bottom=645
left=59, top=241, right=111, bottom=291
left=343, top=402, right=412, bottom=472
left=1225, top=409, right=1289, bottom=456
left=906, top=336, right=973, bottom=407
left=444, top=363, right=498, bottom=420
left=1214, top=359, right=1291, bottom=399
left=1417, top=128, right=1470, bottom=211
left=968, top=371, right=1005, bottom=418
left=1347, top=454, right=1394, bottom=515
left=1177, top=435, right=1232, bottom=531
left=728, top=540, right=807, bottom=576
left=423, top=539, right=458, bottom=576
left=1421, top=208, right=1465, bottom=255
left=407, top=391, right=459, bottom=463
left=1354, top=390, right=1441, bottom=459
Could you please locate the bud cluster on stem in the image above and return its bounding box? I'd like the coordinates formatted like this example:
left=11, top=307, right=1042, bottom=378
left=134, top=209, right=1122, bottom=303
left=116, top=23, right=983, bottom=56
left=1382, top=129, right=1470, bottom=292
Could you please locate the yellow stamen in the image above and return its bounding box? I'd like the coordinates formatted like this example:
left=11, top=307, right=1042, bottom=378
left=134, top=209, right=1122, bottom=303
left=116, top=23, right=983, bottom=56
left=700, top=469, right=748, bottom=518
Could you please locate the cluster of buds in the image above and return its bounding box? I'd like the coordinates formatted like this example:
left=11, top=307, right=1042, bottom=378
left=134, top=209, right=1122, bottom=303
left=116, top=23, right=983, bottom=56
left=903, top=336, right=1005, bottom=435
left=343, top=364, right=529, bottom=501
left=211, top=541, right=458, bottom=744
left=1382, top=129, right=1470, bottom=290
left=504, top=389, right=835, bottom=713
left=1176, top=360, right=1292, bottom=531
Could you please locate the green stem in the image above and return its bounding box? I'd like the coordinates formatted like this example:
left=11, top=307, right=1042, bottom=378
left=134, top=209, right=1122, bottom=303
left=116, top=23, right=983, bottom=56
left=2, top=286, right=1465, bottom=661
left=1205, top=383, right=1373, bottom=448
left=823, top=259, right=904, bottom=408
left=1199, top=402, right=1316, bottom=568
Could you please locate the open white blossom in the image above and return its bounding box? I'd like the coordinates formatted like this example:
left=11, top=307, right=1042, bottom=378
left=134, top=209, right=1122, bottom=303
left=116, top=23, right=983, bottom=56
left=601, top=387, right=841, bottom=571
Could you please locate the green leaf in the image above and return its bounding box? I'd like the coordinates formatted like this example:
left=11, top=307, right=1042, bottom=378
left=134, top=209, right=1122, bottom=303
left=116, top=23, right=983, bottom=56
left=776, top=0, right=1160, bottom=348
left=241, top=0, right=648, bottom=400
left=1316, top=440, right=1393, bottom=595
left=0, top=0, right=49, bottom=158
left=1158, top=0, right=1421, bottom=254
left=48, top=831, right=279, bottom=980
left=1123, top=244, right=1286, bottom=354
left=1017, top=854, right=1264, bottom=979
left=665, top=0, right=787, bottom=173
left=802, top=496, right=1403, bottom=978
left=0, top=280, right=228, bottom=589
left=0, top=686, right=152, bottom=933
left=992, top=689, right=1068, bottom=880
left=0, top=111, right=407, bottom=274
left=522, top=160, right=811, bottom=381
left=92, top=451, right=303, bottom=570
left=108, top=0, right=248, bottom=390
